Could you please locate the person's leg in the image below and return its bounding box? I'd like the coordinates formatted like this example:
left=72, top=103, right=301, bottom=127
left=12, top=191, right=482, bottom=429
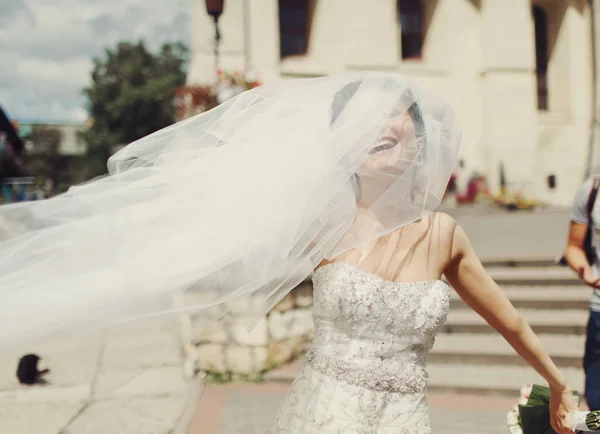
left=584, top=311, right=600, bottom=410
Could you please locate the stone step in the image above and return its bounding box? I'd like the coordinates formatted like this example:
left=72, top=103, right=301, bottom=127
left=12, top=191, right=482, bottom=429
left=427, top=363, right=585, bottom=397
left=482, top=258, right=559, bottom=268
left=444, top=309, right=587, bottom=335
left=449, top=286, right=591, bottom=310
left=430, top=334, right=585, bottom=368
left=483, top=266, right=581, bottom=286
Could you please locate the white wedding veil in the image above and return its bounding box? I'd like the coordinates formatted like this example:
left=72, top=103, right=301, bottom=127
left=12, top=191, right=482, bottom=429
left=0, top=72, right=461, bottom=348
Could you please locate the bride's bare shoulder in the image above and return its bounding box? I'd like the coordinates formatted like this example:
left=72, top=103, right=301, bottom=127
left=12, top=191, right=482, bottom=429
left=432, top=211, right=458, bottom=228
left=424, top=211, right=458, bottom=240
left=413, top=211, right=456, bottom=229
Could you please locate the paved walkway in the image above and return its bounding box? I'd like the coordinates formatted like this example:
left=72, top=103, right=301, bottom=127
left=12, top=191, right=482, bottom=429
left=0, top=318, right=204, bottom=434
left=189, top=381, right=521, bottom=434
left=443, top=206, right=571, bottom=262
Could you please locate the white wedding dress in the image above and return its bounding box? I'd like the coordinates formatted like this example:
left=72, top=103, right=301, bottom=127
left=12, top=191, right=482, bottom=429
left=269, top=262, right=450, bottom=433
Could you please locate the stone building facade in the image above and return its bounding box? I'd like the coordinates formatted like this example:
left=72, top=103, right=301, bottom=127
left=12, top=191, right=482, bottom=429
left=188, top=0, right=600, bottom=206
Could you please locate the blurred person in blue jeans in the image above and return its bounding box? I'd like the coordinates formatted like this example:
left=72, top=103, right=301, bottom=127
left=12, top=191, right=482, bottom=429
left=564, top=177, right=600, bottom=410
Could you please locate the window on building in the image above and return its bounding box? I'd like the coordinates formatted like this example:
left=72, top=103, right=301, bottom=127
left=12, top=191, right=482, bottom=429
left=533, top=5, right=549, bottom=111
left=278, top=0, right=310, bottom=58
left=398, top=0, right=424, bottom=59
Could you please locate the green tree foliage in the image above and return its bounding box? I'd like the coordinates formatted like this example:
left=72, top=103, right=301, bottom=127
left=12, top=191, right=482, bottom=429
left=83, top=41, right=188, bottom=175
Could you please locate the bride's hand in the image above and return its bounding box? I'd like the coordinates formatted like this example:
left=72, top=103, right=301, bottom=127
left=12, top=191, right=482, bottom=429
left=550, top=384, right=579, bottom=433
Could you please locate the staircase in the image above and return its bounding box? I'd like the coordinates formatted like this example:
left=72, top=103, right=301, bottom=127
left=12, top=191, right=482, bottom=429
left=265, top=261, right=590, bottom=397
left=428, top=262, right=587, bottom=396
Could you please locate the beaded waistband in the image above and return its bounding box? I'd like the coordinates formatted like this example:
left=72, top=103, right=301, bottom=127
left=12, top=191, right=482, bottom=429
left=304, top=348, right=428, bottom=393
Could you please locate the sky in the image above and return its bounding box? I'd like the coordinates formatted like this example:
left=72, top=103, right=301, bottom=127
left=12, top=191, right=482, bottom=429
left=0, top=0, right=193, bottom=124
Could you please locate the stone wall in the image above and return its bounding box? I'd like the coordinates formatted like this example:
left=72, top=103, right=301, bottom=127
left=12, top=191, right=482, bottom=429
left=190, top=280, right=314, bottom=377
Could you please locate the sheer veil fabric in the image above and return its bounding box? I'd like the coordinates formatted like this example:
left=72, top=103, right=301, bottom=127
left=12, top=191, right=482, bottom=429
left=0, top=72, right=461, bottom=348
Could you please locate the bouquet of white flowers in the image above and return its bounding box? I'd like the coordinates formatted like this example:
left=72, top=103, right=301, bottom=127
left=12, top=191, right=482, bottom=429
left=507, top=384, right=600, bottom=433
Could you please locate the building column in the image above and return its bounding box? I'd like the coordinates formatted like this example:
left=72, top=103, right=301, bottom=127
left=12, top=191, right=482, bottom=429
left=245, top=0, right=281, bottom=82
left=480, top=0, right=539, bottom=197
left=340, top=0, right=399, bottom=71
left=590, top=0, right=600, bottom=173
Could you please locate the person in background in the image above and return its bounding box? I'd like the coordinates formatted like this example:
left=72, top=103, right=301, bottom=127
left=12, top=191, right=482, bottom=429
left=564, top=177, right=600, bottom=410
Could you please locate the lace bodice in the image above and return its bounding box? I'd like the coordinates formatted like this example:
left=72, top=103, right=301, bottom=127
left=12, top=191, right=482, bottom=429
left=308, top=262, right=450, bottom=393
left=269, top=262, right=450, bottom=433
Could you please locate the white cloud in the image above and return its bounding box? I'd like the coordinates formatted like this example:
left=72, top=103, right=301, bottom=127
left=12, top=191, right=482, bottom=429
left=0, top=0, right=192, bottom=123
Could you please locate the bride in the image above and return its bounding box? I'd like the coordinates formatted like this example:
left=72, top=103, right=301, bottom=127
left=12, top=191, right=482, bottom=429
left=0, top=73, right=577, bottom=433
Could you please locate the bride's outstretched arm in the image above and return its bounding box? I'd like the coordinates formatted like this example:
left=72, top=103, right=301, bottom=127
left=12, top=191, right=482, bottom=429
left=443, top=221, right=576, bottom=434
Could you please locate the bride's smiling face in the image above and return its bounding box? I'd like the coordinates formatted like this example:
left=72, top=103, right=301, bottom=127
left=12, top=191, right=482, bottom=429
left=362, top=106, right=424, bottom=175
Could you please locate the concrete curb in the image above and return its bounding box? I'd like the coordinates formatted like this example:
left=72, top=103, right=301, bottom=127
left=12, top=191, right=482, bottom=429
left=173, top=373, right=206, bottom=434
